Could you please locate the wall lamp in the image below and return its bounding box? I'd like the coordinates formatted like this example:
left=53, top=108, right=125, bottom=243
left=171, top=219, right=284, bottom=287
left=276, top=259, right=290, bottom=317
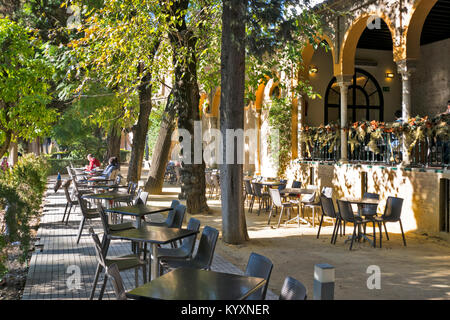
left=385, top=72, right=395, bottom=79
left=309, top=66, right=319, bottom=74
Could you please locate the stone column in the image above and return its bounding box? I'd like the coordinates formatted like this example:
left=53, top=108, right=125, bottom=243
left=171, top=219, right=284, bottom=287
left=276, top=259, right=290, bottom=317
left=397, top=59, right=417, bottom=165
left=336, top=75, right=353, bottom=162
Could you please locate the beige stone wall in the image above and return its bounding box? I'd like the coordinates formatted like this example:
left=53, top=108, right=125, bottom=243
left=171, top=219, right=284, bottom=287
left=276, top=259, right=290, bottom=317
left=285, top=161, right=450, bottom=236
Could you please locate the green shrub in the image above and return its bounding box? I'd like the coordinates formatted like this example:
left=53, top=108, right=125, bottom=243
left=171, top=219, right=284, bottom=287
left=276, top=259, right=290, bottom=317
left=46, top=158, right=85, bottom=176
left=0, top=154, right=49, bottom=278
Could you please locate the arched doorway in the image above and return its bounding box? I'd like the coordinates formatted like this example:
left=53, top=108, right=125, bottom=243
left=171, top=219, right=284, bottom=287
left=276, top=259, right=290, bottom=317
left=324, top=68, right=384, bottom=124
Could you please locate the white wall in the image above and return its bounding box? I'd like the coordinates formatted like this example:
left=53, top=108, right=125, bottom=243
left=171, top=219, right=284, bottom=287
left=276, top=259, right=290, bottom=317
left=412, top=38, right=450, bottom=117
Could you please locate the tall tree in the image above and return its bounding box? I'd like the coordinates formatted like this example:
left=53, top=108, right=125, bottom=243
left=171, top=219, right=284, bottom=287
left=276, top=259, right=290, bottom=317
left=0, top=18, right=57, bottom=158
left=163, top=0, right=209, bottom=214
left=220, top=0, right=248, bottom=243
left=70, top=0, right=168, bottom=180
left=144, top=90, right=176, bottom=193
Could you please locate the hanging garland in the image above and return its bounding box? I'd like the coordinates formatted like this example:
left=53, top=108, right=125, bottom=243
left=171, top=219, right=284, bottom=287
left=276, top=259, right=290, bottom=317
left=300, top=114, right=450, bottom=158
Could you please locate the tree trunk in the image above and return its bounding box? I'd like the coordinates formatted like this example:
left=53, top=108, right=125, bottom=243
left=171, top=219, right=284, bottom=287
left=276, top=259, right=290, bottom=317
left=145, top=91, right=176, bottom=194
left=220, top=0, right=249, bottom=243
left=127, top=63, right=156, bottom=183
left=106, top=125, right=122, bottom=167
left=167, top=0, right=209, bottom=214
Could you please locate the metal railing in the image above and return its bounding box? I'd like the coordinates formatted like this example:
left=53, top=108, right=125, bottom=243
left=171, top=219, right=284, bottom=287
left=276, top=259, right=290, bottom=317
left=302, top=132, right=449, bottom=168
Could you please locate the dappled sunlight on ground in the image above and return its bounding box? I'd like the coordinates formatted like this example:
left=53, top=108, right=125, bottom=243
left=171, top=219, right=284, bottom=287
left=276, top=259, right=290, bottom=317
left=146, top=182, right=450, bottom=299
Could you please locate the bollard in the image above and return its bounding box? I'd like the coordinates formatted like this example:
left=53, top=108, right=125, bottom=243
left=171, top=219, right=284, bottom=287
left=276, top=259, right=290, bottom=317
left=313, top=263, right=335, bottom=300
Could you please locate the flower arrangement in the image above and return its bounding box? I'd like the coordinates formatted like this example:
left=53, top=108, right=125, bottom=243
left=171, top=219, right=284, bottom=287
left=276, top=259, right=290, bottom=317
left=300, top=113, right=449, bottom=159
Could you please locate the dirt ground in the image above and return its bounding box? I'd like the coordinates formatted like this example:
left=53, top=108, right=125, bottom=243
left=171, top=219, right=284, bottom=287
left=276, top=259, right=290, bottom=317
left=148, top=183, right=450, bottom=300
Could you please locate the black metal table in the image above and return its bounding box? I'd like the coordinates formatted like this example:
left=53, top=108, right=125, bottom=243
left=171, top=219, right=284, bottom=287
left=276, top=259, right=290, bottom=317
left=340, top=198, right=380, bottom=247
left=109, top=226, right=198, bottom=281
left=105, top=204, right=171, bottom=228
left=126, top=268, right=266, bottom=300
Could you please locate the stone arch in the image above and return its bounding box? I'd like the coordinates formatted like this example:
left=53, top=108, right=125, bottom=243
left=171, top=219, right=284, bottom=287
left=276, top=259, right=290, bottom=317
left=340, top=12, right=397, bottom=76
left=403, top=0, right=438, bottom=61
left=301, top=33, right=337, bottom=75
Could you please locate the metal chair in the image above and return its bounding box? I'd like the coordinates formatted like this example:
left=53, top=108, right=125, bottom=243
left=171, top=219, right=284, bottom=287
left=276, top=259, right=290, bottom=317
left=244, top=253, right=273, bottom=300
left=318, top=194, right=341, bottom=243
left=75, top=194, right=100, bottom=244
left=161, top=226, right=219, bottom=272
left=244, top=180, right=256, bottom=212
left=62, top=179, right=78, bottom=224
left=252, top=182, right=270, bottom=216
left=337, top=199, right=375, bottom=250
left=145, top=200, right=180, bottom=225
left=106, top=263, right=128, bottom=300
left=157, top=218, right=201, bottom=275
left=89, top=228, right=146, bottom=300
left=267, top=188, right=295, bottom=228
left=374, top=197, right=406, bottom=247
left=279, top=276, right=307, bottom=300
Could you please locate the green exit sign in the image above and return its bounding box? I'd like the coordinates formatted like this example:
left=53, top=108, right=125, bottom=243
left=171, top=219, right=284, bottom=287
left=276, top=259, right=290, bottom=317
left=383, top=87, right=390, bottom=92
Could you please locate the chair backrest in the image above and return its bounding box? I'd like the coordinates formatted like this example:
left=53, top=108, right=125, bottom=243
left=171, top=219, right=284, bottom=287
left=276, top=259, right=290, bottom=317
left=134, top=191, right=149, bottom=205
left=245, top=252, right=273, bottom=300
left=89, top=227, right=107, bottom=268
left=97, top=204, right=111, bottom=235
left=106, top=263, right=127, bottom=300
left=279, top=276, right=307, bottom=300
left=128, top=182, right=138, bottom=195
left=191, top=226, right=219, bottom=270
left=363, top=192, right=380, bottom=200
left=292, top=181, right=301, bottom=188
left=321, top=187, right=333, bottom=198
left=170, top=204, right=186, bottom=228
left=382, top=196, right=403, bottom=222
left=252, top=183, right=264, bottom=197
left=361, top=192, right=380, bottom=216
left=278, top=179, right=287, bottom=191
left=62, top=179, right=73, bottom=202
left=269, top=188, right=283, bottom=207
left=164, top=200, right=180, bottom=226
left=337, top=200, right=356, bottom=222
left=76, top=194, right=91, bottom=218
left=180, top=218, right=201, bottom=256
left=320, top=194, right=337, bottom=218
left=244, top=180, right=254, bottom=195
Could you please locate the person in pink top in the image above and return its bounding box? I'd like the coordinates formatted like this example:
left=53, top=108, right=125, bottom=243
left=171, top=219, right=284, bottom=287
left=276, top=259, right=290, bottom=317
left=85, top=154, right=101, bottom=171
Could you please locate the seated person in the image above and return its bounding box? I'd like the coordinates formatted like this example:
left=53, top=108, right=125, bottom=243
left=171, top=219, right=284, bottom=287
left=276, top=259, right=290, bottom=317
left=89, top=157, right=119, bottom=181
left=85, top=154, right=101, bottom=172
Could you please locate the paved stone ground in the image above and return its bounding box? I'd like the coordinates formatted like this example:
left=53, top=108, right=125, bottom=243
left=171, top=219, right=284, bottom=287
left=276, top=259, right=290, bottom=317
left=22, top=179, right=277, bottom=300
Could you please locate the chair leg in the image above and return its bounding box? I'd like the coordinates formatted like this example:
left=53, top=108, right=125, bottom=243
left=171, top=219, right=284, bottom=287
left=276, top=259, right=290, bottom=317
left=373, top=221, right=377, bottom=248
left=65, top=204, right=73, bottom=225
left=89, top=264, right=103, bottom=300
left=98, top=273, right=108, bottom=300
left=383, top=222, right=390, bottom=240
left=317, top=214, right=324, bottom=239
left=399, top=220, right=407, bottom=246
left=76, top=217, right=86, bottom=244
left=378, top=222, right=383, bottom=248
left=277, top=207, right=285, bottom=228
left=349, top=224, right=357, bottom=251
left=62, top=203, right=69, bottom=222
left=267, top=205, right=274, bottom=225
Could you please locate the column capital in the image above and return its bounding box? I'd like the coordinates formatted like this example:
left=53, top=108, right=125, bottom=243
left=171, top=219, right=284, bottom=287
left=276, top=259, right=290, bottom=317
left=335, top=74, right=353, bottom=88
left=396, top=59, right=417, bottom=79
